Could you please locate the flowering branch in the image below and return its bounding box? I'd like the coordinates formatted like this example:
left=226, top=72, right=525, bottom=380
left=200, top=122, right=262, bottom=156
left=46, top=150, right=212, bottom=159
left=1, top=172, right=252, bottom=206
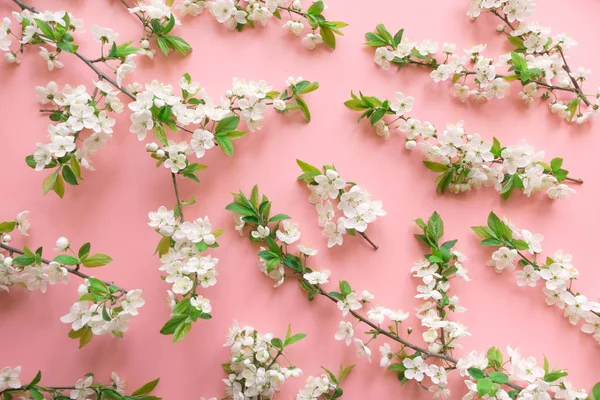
left=0, top=367, right=160, bottom=400
left=344, top=90, right=583, bottom=200
left=365, top=22, right=599, bottom=123
left=227, top=188, right=599, bottom=399
left=200, top=321, right=351, bottom=399
left=473, top=212, right=600, bottom=345
left=121, top=0, right=193, bottom=57
left=0, top=212, right=145, bottom=348
left=148, top=205, right=222, bottom=342
left=296, top=159, right=385, bottom=249
left=176, top=0, right=348, bottom=50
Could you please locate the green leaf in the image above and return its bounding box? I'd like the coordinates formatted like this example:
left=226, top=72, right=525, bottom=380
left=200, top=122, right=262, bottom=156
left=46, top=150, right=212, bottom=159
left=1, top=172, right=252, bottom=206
left=427, top=211, right=444, bottom=241
left=489, top=372, right=509, bottom=384
left=160, top=314, right=188, bottom=335
left=43, top=171, right=59, bottom=195
left=307, top=1, right=325, bottom=15
left=225, top=202, right=255, bottom=216
left=0, top=221, right=16, bottom=234
left=295, top=95, right=311, bottom=122
left=28, top=370, right=42, bottom=386
left=165, top=35, right=192, bottom=55
left=550, top=158, right=563, bottom=172
left=388, top=363, right=406, bottom=372
left=57, top=41, right=78, bottom=53
left=487, top=346, right=503, bottom=366
left=375, top=24, right=394, bottom=46
left=284, top=333, right=307, bottom=347
left=164, top=14, right=176, bottom=34
left=29, top=389, right=43, bottom=400
left=215, top=136, right=234, bottom=156
left=508, top=35, right=525, bottom=49
left=81, top=254, right=113, bottom=268
left=423, top=161, right=449, bottom=173
left=477, top=378, right=492, bottom=396
left=339, top=281, right=352, bottom=297
left=296, top=81, right=319, bottom=94
left=11, top=255, right=36, bottom=266
left=269, top=214, right=291, bottom=222
left=54, top=254, right=79, bottom=266
left=467, top=368, right=485, bottom=380
left=591, top=382, right=600, bottom=400
left=544, top=371, right=568, bottom=382
left=271, top=338, right=284, bottom=349
left=369, top=108, right=385, bottom=125
left=132, top=378, right=160, bottom=396
left=320, top=26, right=336, bottom=49
left=34, top=19, right=54, bottom=38
left=487, top=212, right=505, bottom=237
left=215, top=116, right=240, bottom=135
left=173, top=321, right=192, bottom=342
left=53, top=174, right=65, bottom=198
left=62, top=165, right=78, bottom=185
left=393, top=28, right=404, bottom=46
left=472, top=226, right=494, bottom=240
left=480, top=238, right=503, bottom=246
left=156, top=36, right=170, bottom=56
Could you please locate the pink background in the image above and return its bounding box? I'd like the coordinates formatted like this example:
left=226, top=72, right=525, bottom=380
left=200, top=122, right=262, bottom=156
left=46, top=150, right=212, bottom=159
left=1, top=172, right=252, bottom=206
left=1, top=0, right=599, bottom=398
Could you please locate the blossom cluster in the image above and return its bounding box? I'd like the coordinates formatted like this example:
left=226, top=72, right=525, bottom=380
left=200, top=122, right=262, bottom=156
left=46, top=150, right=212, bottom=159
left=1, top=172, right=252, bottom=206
left=474, top=212, right=600, bottom=345
left=26, top=81, right=123, bottom=197
left=297, top=160, right=386, bottom=249
left=0, top=367, right=161, bottom=399
left=366, top=21, right=599, bottom=123
left=1, top=8, right=142, bottom=76
left=149, top=206, right=222, bottom=342
left=176, top=0, right=347, bottom=50
left=127, top=0, right=192, bottom=57
left=0, top=212, right=143, bottom=348
left=131, top=75, right=318, bottom=181
left=0, top=8, right=83, bottom=67
left=345, top=91, right=582, bottom=200
left=229, top=192, right=598, bottom=399
left=221, top=322, right=305, bottom=399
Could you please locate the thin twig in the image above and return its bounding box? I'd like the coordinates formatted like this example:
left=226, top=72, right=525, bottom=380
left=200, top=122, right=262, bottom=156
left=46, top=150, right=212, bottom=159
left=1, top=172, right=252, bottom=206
left=358, top=231, right=379, bottom=250
left=171, top=172, right=185, bottom=222
left=314, top=285, right=525, bottom=391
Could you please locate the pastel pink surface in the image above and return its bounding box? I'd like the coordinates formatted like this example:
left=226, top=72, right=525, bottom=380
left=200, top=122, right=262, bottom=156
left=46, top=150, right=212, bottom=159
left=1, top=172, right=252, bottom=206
left=1, top=0, right=599, bottom=398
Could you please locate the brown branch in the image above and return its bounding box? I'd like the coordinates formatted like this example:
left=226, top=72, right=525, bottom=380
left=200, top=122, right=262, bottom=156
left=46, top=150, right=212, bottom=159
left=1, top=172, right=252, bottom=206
left=313, top=285, right=525, bottom=392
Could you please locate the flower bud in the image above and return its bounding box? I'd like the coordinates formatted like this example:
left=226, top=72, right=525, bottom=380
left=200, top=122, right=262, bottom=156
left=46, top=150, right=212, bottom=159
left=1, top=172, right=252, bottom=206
left=496, top=24, right=505, bottom=32
left=2, top=234, right=11, bottom=243
left=141, top=39, right=150, bottom=49
left=146, top=142, right=159, bottom=152
left=405, top=140, right=416, bottom=150
left=55, top=236, right=70, bottom=251
left=156, top=149, right=166, bottom=158
left=290, top=21, right=304, bottom=36
left=4, top=52, right=19, bottom=64
left=291, top=0, right=302, bottom=10
left=225, top=90, right=233, bottom=98
left=273, top=99, right=286, bottom=111
left=407, top=327, right=413, bottom=335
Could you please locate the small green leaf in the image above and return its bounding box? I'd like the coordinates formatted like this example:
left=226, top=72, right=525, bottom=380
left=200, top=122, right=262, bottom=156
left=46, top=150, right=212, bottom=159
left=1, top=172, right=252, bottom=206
left=131, top=378, right=160, bottom=396
left=489, top=372, right=509, bottom=384
left=423, top=161, right=450, bottom=173
left=477, top=378, right=492, bottom=396
left=62, top=165, right=78, bottom=185
left=284, top=333, right=307, bottom=347
left=467, top=367, right=485, bottom=380
left=54, top=254, right=79, bottom=266
left=81, top=254, right=113, bottom=268
left=43, top=171, right=59, bottom=195
left=269, top=214, right=291, bottom=222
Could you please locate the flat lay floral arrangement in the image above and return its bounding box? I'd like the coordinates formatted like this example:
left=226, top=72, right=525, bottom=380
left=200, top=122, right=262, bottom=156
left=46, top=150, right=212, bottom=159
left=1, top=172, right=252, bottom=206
left=1, top=0, right=599, bottom=399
